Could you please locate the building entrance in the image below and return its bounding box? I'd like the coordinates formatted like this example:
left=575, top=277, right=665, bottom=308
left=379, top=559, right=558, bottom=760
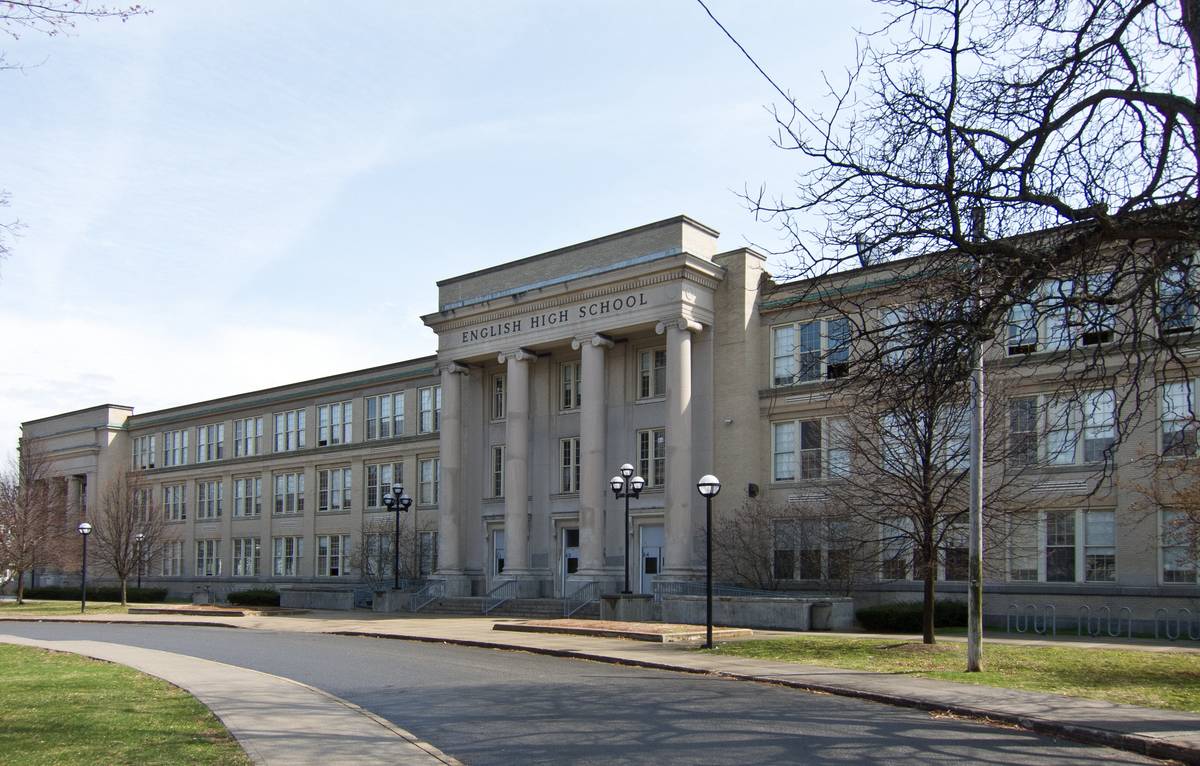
left=639, top=524, right=664, bottom=594
left=491, top=529, right=506, bottom=580
left=560, top=527, right=580, bottom=594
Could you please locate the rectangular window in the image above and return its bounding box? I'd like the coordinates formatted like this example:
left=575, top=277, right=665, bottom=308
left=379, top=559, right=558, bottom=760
left=195, top=539, right=221, bottom=577
left=799, top=420, right=823, bottom=479
left=195, top=479, right=223, bottom=520
left=318, top=467, right=352, bottom=512
left=1084, top=510, right=1116, bottom=582
left=162, top=484, right=186, bottom=521
left=491, top=375, right=506, bottom=421
left=364, top=533, right=393, bottom=578
left=770, top=317, right=851, bottom=386
left=317, top=401, right=352, bottom=446
left=879, top=519, right=915, bottom=580
left=418, top=457, right=440, bottom=505
left=317, top=534, right=352, bottom=577
left=234, top=417, right=263, bottom=457
left=1015, top=392, right=1114, bottom=466
left=1007, top=517, right=1038, bottom=581
left=1007, top=276, right=1116, bottom=352
left=560, top=361, right=582, bottom=410
left=418, top=386, right=441, bottom=434
left=162, top=429, right=189, bottom=467
left=232, top=537, right=261, bottom=577
left=772, top=417, right=850, bottom=481
left=1008, top=509, right=1116, bottom=583
left=1159, top=260, right=1197, bottom=334
left=1162, top=509, right=1199, bottom=583
left=1081, top=390, right=1115, bottom=463
left=638, top=349, right=667, bottom=399
left=365, top=461, right=404, bottom=509
left=233, top=476, right=262, bottom=517
left=491, top=446, right=505, bottom=498
left=273, top=471, right=305, bottom=515
left=1009, top=397, right=1039, bottom=465
left=274, top=409, right=306, bottom=452
left=772, top=326, right=797, bottom=386
left=132, top=435, right=156, bottom=470
left=772, top=422, right=796, bottom=482
left=160, top=540, right=183, bottom=576
left=941, top=522, right=968, bottom=581
left=419, top=530, right=438, bottom=576
left=1045, top=509, right=1076, bottom=582
left=196, top=423, right=225, bottom=463
left=559, top=437, right=581, bottom=493
left=272, top=536, right=303, bottom=577
left=1007, top=300, right=1039, bottom=355
left=1162, top=381, right=1198, bottom=456
left=365, top=392, right=405, bottom=439
left=637, top=428, right=666, bottom=487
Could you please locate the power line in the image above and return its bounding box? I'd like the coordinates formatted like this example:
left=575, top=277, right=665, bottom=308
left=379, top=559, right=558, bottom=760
left=692, top=0, right=797, bottom=110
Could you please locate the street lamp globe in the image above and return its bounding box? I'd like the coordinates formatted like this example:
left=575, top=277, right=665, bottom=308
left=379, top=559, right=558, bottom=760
left=630, top=475, right=646, bottom=493
left=619, top=463, right=634, bottom=479
left=697, top=474, right=722, bottom=498
left=609, top=476, right=625, bottom=495
left=135, top=532, right=145, bottom=543
left=382, top=492, right=396, bottom=510
left=398, top=493, right=413, bottom=511
left=77, top=522, right=92, bottom=536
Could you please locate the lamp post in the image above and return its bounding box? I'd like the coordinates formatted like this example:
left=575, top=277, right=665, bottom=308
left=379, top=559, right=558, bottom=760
left=609, top=463, right=646, bottom=594
left=77, top=521, right=92, bottom=614
left=381, top=483, right=413, bottom=590
left=696, top=474, right=722, bottom=649
left=134, top=532, right=146, bottom=591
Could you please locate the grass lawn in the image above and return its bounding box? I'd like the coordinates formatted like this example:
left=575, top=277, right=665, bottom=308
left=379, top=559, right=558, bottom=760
left=0, top=601, right=129, bottom=616
left=0, top=643, right=249, bottom=766
left=709, top=635, right=1200, bottom=713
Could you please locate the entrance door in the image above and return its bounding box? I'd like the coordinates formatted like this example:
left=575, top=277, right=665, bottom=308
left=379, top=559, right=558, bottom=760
left=638, top=524, right=664, bottom=594
left=560, top=528, right=580, bottom=593
left=491, top=530, right=506, bottom=580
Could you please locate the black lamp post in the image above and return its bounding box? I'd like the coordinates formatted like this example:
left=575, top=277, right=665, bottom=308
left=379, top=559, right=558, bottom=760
left=382, top=483, right=413, bottom=589
left=609, top=463, right=646, bottom=595
left=77, top=521, right=92, bottom=614
left=696, top=474, right=722, bottom=649
left=134, top=532, right=145, bottom=591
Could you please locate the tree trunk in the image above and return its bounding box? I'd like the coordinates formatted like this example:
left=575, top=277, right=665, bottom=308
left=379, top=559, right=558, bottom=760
left=120, top=577, right=128, bottom=606
left=923, top=564, right=936, bottom=644
left=15, top=569, right=25, bottom=605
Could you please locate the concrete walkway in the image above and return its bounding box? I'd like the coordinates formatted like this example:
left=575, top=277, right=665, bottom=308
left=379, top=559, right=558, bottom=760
left=0, top=632, right=461, bottom=766
left=4, top=609, right=1199, bottom=764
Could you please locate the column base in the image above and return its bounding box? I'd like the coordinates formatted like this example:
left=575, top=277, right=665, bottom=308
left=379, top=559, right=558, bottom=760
left=434, top=572, right=474, bottom=597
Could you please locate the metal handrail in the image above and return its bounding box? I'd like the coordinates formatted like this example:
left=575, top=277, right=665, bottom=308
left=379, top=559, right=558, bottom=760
left=563, top=581, right=602, bottom=617
left=408, top=580, right=445, bottom=613
left=482, top=579, right=520, bottom=615
left=652, top=580, right=801, bottom=602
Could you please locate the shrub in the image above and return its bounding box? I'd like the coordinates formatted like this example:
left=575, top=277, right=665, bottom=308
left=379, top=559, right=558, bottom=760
left=226, top=589, right=280, bottom=607
left=856, top=600, right=968, bottom=633
left=21, top=585, right=168, bottom=602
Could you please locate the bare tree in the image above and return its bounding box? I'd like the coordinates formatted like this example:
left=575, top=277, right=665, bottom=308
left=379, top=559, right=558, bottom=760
left=0, top=441, right=68, bottom=603
left=90, top=472, right=165, bottom=604
left=352, top=513, right=421, bottom=590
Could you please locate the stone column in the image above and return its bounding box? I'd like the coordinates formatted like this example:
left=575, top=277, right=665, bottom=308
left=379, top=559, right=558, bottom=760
left=656, top=317, right=703, bottom=579
left=571, top=333, right=614, bottom=579
left=436, top=362, right=470, bottom=594
left=67, top=476, right=83, bottom=518
left=497, top=348, right=535, bottom=589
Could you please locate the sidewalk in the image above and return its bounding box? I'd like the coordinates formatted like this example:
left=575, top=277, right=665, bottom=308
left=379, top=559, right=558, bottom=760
left=4, top=609, right=1199, bottom=764
left=0, top=632, right=461, bottom=766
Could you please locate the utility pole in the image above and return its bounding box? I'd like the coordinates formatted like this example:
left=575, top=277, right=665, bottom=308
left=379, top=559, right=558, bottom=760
left=967, top=206, right=985, bottom=672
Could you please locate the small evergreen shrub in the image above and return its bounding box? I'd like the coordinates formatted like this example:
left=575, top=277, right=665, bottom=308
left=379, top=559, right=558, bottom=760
left=21, top=585, right=168, bottom=602
left=226, top=589, right=280, bottom=607
left=856, top=600, right=968, bottom=632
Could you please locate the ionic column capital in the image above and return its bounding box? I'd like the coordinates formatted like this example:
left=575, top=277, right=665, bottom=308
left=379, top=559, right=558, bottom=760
left=654, top=316, right=703, bottom=335
left=439, top=362, right=470, bottom=376
left=496, top=348, right=538, bottom=365
left=570, top=333, right=615, bottom=351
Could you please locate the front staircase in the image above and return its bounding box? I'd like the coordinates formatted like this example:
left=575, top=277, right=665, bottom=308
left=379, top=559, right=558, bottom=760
left=416, top=597, right=600, bottom=620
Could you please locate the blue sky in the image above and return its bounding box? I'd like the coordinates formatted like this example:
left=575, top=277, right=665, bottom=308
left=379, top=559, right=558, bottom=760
left=0, top=1, right=878, bottom=453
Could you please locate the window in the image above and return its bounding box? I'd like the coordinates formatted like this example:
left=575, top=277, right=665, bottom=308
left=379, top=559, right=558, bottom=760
left=234, top=417, right=263, bottom=457
left=419, top=530, right=438, bottom=576
left=1007, top=509, right=1116, bottom=583
left=491, top=375, right=506, bottom=421
left=273, top=409, right=306, bottom=452
left=879, top=519, right=918, bottom=580
left=317, top=534, right=351, bottom=577
left=771, top=518, right=852, bottom=580
left=771, top=417, right=850, bottom=481
left=132, top=435, right=156, bottom=469
left=232, top=537, right=261, bottom=577
left=273, top=471, right=305, bottom=515
left=318, top=467, right=352, bottom=512
left=1162, top=380, right=1198, bottom=456
left=162, top=484, right=186, bottom=521
left=559, top=437, right=581, bottom=493
left=233, top=476, right=261, bottom=517
left=1009, top=391, right=1114, bottom=466
left=1007, top=276, right=1115, bottom=354
left=318, top=401, right=352, bottom=446
left=365, top=461, right=404, bottom=508
left=1162, top=510, right=1199, bottom=583
left=272, top=536, right=303, bottom=577
left=418, top=457, right=440, bottom=505
left=134, top=487, right=152, bottom=523
left=195, top=479, right=223, bottom=520
left=418, top=386, right=441, bottom=434
left=196, top=423, right=224, bottom=463
left=1159, top=258, right=1197, bottom=334
left=560, top=361, right=582, bottom=410
left=491, top=446, right=504, bottom=498
left=195, top=539, right=221, bottom=577
left=941, top=522, right=968, bottom=581
left=160, top=541, right=182, bottom=576
left=366, top=392, right=404, bottom=439
left=638, top=349, right=667, bottom=399
left=771, top=318, right=851, bottom=386
left=879, top=307, right=911, bottom=366
left=637, top=429, right=666, bottom=487
left=163, top=429, right=189, bottom=467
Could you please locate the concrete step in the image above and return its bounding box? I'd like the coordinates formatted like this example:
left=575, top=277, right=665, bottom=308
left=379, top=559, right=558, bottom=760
left=414, top=597, right=601, bottom=619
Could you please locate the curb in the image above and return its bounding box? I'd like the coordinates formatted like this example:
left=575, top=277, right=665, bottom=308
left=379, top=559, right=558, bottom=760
left=329, top=630, right=1200, bottom=765
left=0, top=617, right=243, bottom=629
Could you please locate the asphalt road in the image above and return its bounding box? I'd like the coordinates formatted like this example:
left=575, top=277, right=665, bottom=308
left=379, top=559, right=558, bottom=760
left=0, top=622, right=1164, bottom=765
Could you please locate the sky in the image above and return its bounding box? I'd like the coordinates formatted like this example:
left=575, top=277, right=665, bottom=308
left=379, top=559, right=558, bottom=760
left=0, top=0, right=881, bottom=458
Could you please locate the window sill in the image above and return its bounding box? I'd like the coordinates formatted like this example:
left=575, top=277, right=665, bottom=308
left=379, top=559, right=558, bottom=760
left=317, top=509, right=352, bottom=515
left=634, top=396, right=665, bottom=405
left=232, top=515, right=263, bottom=520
